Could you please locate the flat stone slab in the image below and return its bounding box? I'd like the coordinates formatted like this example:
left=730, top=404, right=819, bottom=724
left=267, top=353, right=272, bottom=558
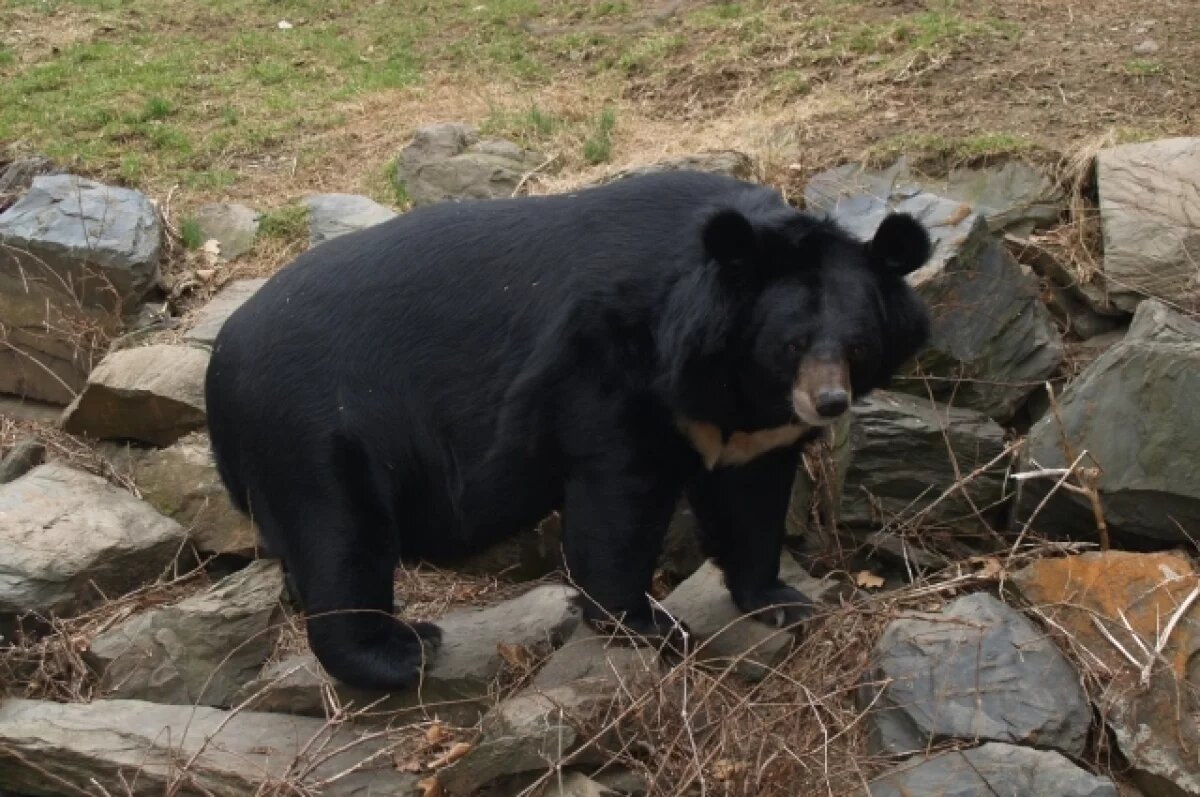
left=306, top=193, right=396, bottom=248
left=192, top=202, right=260, bottom=260
left=0, top=698, right=419, bottom=796
left=662, top=552, right=837, bottom=680
left=183, top=278, right=267, bottom=346
left=60, top=344, right=209, bottom=446
left=867, top=742, right=1118, bottom=797
left=86, top=560, right=285, bottom=707
left=130, top=432, right=258, bottom=556
left=0, top=462, right=185, bottom=618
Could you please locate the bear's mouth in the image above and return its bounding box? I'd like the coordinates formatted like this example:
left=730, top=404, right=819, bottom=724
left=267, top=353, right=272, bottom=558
left=792, top=356, right=851, bottom=425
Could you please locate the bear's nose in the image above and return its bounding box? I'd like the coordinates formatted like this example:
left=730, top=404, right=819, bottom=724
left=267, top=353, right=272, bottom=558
left=814, top=389, right=849, bottom=418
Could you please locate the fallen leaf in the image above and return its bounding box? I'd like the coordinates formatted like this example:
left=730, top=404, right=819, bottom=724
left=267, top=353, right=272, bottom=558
left=496, top=642, right=534, bottom=670
left=417, top=777, right=444, bottom=797
left=946, top=203, right=973, bottom=226
left=855, top=570, right=885, bottom=589
left=969, top=556, right=1005, bottom=580
left=713, top=758, right=747, bottom=781
left=427, top=741, right=472, bottom=769
left=425, top=721, right=449, bottom=746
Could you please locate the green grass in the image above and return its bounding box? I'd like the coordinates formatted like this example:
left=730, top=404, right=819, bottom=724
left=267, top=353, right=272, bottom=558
left=1124, top=59, right=1163, bottom=77
left=180, top=217, right=204, bottom=250
left=868, top=132, right=1036, bottom=166
left=583, top=107, right=617, bottom=165
left=0, top=0, right=1024, bottom=192
left=258, top=204, right=309, bottom=241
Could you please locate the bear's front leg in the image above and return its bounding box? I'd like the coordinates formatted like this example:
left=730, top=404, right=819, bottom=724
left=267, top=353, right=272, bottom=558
left=561, top=459, right=688, bottom=648
left=687, top=444, right=814, bottom=630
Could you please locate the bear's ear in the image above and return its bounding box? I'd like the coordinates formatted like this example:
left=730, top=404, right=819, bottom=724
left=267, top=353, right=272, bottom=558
left=868, top=213, right=932, bottom=277
left=702, top=208, right=758, bottom=270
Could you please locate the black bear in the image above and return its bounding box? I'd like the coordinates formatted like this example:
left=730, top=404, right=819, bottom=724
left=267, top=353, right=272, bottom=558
left=205, top=171, right=931, bottom=690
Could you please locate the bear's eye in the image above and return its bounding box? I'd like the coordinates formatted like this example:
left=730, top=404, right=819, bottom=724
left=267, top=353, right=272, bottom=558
left=785, top=338, right=806, bottom=356
left=848, top=343, right=867, bottom=361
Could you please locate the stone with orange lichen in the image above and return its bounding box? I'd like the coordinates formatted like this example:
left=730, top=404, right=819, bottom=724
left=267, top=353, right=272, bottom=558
left=1010, top=551, right=1200, bottom=797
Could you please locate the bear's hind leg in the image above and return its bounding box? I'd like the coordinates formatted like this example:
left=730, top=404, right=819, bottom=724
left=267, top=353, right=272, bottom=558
left=687, top=445, right=814, bottom=630
left=270, top=493, right=441, bottom=692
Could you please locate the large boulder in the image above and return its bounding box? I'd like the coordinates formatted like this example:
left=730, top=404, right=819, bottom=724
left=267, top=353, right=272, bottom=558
left=1015, top=300, right=1200, bottom=545
left=397, top=123, right=545, bottom=206
left=860, top=592, right=1091, bottom=756
left=1096, top=137, right=1200, bottom=312
left=0, top=698, right=419, bottom=796
left=0, top=173, right=159, bottom=404
left=806, top=184, right=1063, bottom=420
left=305, top=193, right=396, bottom=248
left=0, top=174, right=161, bottom=310
left=436, top=677, right=614, bottom=796
left=866, top=742, right=1118, bottom=797
left=839, top=390, right=1011, bottom=529
left=0, top=462, right=186, bottom=619
left=60, top=344, right=209, bottom=446
left=86, top=560, right=285, bottom=706
left=1010, top=551, right=1200, bottom=797
left=0, top=438, right=45, bottom=485
left=128, top=432, right=258, bottom=556
left=807, top=157, right=1065, bottom=237
left=183, top=278, right=267, bottom=347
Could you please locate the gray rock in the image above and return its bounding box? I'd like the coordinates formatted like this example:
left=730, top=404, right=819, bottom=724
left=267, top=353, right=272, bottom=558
left=1133, top=39, right=1160, bottom=55
left=545, top=772, right=620, bottom=797
left=437, top=678, right=613, bottom=796
left=0, top=155, right=56, bottom=199
left=1016, top=299, right=1200, bottom=545
left=1097, top=137, right=1200, bottom=312
left=808, top=185, right=1063, bottom=419
left=0, top=698, right=420, bottom=796
left=0, top=262, right=120, bottom=404
left=239, top=584, right=582, bottom=722
left=867, top=742, right=1118, bottom=797
left=860, top=592, right=1091, bottom=756
left=841, top=391, right=1011, bottom=529
left=130, top=432, right=258, bottom=556
left=60, top=344, right=209, bottom=446
left=191, top=202, right=260, bottom=260
left=400, top=123, right=479, bottom=171
left=305, top=193, right=397, bottom=248
left=397, top=123, right=545, bottom=206
left=1003, top=232, right=1122, bottom=321
left=602, top=151, right=755, bottom=183
left=0, top=174, right=161, bottom=312
left=86, top=560, right=285, bottom=706
left=183, top=278, right=267, bottom=346
left=532, top=625, right=660, bottom=691
left=0, top=438, right=45, bottom=484
left=662, top=552, right=836, bottom=680
left=806, top=157, right=1065, bottom=237
left=0, top=462, right=186, bottom=617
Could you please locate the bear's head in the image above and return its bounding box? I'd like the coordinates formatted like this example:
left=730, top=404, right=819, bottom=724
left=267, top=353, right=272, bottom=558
left=679, top=204, right=932, bottom=431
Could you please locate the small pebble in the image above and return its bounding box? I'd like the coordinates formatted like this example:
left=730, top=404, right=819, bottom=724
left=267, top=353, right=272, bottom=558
left=1133, top=39, right=1160, bottom=55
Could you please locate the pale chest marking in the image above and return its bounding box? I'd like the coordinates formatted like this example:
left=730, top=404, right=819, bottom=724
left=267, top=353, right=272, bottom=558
left=678, top=419, right=810, bottom=470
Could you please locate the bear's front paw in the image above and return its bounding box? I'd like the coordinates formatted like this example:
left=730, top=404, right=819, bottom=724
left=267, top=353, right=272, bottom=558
left=731, top=583, right=814, bottom=630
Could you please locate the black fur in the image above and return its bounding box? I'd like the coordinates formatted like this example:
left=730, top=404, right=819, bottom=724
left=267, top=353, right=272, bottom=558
left=205, top=171, right=931, bottom=690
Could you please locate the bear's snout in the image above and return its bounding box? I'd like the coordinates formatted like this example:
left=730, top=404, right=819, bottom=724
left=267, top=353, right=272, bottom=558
left=794, top=355, right=851, bottom=425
